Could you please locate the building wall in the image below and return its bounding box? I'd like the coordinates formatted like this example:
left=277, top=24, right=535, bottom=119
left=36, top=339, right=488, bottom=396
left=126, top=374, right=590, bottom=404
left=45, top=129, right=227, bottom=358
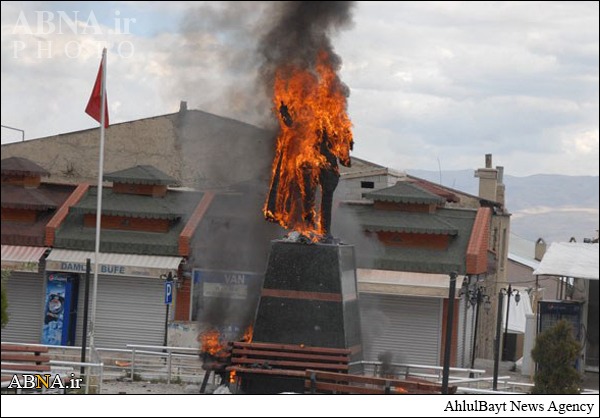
left=477, top=212, right=511, bottom=360
left=507, top=261, right=560, bottom=303
left=1, top=115, right=180, bottom=185
left=338, top=173, right=402, bottom=201
left=1, top=109, right=276, bottom=191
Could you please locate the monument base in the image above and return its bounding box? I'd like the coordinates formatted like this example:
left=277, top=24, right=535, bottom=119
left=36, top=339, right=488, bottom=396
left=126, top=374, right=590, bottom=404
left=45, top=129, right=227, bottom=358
left=244, top=239, right=362, bottom=393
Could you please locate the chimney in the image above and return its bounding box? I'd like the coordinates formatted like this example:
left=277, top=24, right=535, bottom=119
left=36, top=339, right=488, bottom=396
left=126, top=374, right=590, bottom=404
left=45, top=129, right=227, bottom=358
left=535, top=238, right=546, bottom=261
left=496, top=166, right=505, bottom=206
left=474, top=154, right=498, bottom=202
left=179, top=101, right=188, bottom=113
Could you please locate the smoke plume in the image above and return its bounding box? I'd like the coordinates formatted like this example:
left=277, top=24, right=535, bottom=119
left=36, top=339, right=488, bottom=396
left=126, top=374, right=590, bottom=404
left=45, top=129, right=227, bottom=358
left=176, top=1, right=355, bottom=128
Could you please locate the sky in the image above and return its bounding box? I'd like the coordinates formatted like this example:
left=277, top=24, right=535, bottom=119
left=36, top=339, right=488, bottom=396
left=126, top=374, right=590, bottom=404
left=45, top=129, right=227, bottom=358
left=1, top=1, right=598, bottom=177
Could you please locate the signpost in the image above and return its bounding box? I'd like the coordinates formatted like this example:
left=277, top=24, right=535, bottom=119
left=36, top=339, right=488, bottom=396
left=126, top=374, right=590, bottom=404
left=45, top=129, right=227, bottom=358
left=165, top=281, right=173, bottom=305
left=163, top=273, right=174, bottom=347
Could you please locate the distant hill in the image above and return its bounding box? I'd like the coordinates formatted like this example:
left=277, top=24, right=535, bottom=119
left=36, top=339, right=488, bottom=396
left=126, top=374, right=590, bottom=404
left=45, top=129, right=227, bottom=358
left=408, top=169, right=599, bottom=243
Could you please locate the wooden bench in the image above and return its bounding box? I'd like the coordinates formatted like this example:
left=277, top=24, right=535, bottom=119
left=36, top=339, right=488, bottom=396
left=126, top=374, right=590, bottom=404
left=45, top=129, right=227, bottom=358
left=1, top=344, right=51, bottom=375
left=305, top=369, right=457, bottom=394
left=227, top=341, right=350, bottom=393
left=0, top=343, right=73, bottom=393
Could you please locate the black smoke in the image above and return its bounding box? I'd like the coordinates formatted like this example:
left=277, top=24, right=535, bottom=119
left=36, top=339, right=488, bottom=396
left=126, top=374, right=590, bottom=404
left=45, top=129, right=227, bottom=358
left=259, top=1, right=355, bottom=89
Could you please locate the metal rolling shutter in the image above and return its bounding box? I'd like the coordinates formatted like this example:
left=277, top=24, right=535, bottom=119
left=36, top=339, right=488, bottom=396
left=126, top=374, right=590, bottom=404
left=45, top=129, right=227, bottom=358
left=359, top=293, right=442, bottom=366
left=457, top=299, right=473, bottom=368
left=1, top=272, right=44, bottom=343
left=75, top=275, right=165, bottom=349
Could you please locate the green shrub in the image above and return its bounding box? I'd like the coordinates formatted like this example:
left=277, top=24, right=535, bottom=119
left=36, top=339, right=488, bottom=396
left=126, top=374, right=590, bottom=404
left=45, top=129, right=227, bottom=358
left=531, top=319, right=582, bottom=394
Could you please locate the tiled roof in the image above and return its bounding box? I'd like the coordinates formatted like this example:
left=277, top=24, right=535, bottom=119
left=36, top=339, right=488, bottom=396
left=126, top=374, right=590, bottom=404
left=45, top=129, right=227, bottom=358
left=54, top=188, right=204, bottom=255
left=104, top=165, right=180, bottom=186
left=1, top=183, right=76, bottom=247
left=1, top=157, right=49, bottom=177
left=1, top=184, right=59, bottom=210
left=338, top=205, right=477, bottom=275
left=70, top=188, right=185, bottom=219
left=363, top=182, right=444, bottom=205
left=408, top=179, right=459, bottom=203
left=466, top=207, right=491, bottom=274
left=347, top=205, right=458, bottom=235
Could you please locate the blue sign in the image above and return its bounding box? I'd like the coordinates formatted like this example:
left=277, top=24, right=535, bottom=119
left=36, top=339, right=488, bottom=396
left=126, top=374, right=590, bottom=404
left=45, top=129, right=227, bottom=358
left=165, top=281, right=173, bottom=305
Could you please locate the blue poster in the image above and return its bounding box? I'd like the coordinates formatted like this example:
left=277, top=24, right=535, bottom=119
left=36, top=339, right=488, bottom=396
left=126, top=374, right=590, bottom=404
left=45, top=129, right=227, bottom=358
left=41, top=274, right=68, bottom=345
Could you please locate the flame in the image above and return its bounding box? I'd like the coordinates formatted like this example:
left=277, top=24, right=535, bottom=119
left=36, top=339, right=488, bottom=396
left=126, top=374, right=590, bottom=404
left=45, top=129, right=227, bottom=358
left=264, top=50, right=353, bottom=239
left=199, top=325, right=254, bottom=356
left=229, top=370, right=237, bottom=384
left=199, top=329, right=225, bottom=356
left=242, top=325, right=253, bottom=343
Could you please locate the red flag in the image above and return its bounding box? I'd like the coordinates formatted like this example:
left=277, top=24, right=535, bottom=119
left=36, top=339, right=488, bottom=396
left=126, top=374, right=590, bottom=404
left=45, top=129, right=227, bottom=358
left=85, top=57, right=109, bottom=128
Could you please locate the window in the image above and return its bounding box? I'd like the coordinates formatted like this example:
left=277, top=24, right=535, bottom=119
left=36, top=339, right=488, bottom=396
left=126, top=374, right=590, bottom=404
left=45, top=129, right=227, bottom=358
left=361, top=181, right=375, bottom=189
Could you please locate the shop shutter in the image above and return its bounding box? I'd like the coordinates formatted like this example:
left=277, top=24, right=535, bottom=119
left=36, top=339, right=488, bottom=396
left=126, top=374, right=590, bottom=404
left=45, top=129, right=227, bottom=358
left=359, top=293, right=442, bottom=366
left=75, top=275, right=165, bottom=349
left=1, top=272, right=44, bottom=343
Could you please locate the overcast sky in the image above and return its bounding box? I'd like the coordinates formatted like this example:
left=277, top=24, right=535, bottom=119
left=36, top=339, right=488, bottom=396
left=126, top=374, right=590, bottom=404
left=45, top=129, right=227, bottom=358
left=1, top=1, right=598, bottom=177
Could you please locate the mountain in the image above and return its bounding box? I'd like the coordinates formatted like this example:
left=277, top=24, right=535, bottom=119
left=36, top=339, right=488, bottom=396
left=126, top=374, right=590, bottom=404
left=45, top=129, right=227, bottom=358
left=408, top=169, right=599, bottom=244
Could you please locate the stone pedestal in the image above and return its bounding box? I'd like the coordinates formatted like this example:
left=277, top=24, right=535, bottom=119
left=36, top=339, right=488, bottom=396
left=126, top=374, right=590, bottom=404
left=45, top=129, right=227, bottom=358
left=244, top=240, right=362, bottom=393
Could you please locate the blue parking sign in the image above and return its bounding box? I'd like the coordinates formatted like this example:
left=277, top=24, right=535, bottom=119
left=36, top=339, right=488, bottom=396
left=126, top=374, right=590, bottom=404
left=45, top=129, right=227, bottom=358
left=165, top=281, right=173, bottom=305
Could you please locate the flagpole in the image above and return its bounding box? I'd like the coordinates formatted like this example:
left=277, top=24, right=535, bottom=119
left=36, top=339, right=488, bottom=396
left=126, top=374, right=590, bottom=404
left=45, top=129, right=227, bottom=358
left=89, top=47, right=107, bottom=352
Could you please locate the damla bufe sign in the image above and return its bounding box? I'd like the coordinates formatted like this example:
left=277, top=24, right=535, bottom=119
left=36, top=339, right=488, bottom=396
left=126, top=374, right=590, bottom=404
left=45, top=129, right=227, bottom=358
left=45, top=260, right=162, bottom=278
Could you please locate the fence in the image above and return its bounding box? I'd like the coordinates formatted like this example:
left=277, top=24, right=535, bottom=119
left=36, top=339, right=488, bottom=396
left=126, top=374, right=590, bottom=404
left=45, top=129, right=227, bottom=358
left=1, top=341, right=210, bottom=393
left=353, top=359, right=534, bottom=394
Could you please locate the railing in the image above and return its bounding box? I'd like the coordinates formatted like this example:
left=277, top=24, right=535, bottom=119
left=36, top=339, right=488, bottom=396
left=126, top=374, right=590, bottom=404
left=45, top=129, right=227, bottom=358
left=351, top=360, right=538, bottom=393
left=48, top=359, right=104, bottom=394
left=353, top=360, right=486, bottom=382
left=126, top=344, right=202, bottom=384
left=1, top=341, right=209, bottom=393
left=1, top=341, right=103, bottom=394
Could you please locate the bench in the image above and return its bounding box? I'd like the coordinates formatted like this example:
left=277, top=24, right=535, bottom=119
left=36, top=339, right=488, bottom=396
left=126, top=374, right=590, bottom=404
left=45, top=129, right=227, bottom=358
left=1, top=343, right=73, bottom=394
left=305, top=369, right=457, bottom=394
left=227, top=341, right=350, bottom=394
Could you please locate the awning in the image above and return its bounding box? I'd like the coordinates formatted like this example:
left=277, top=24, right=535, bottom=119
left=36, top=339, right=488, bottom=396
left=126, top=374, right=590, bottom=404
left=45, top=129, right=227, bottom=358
left=357, top=268, right=458, bottom=298
left=45, top=249, right=182, bottom=279
left=1, top=245, right=47, bottom=272
left=533, top=242, right=599, bottom=280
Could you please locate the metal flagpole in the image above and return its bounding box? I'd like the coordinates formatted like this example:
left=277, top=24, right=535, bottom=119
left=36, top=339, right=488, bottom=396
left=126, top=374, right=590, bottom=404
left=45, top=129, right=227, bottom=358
left=89, top=47, right=107, bottom=351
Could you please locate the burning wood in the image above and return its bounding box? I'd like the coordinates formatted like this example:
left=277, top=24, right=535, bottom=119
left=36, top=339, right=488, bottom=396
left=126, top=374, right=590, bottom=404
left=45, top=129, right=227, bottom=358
left=198, top=325, right=254, bottom=368
left=264, top=50, right=353, bottom=242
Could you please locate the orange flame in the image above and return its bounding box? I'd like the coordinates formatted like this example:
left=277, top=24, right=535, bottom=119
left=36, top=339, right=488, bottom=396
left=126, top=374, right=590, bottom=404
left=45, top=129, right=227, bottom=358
left=199, top=326, right=254, bottom=356
left=199, top=329, right=225, bottom=356
left=264, top=50, right=353, bottom=238
left=242, top=325, right=253, bottom=343
left=229, top=370, right=237, bottom=384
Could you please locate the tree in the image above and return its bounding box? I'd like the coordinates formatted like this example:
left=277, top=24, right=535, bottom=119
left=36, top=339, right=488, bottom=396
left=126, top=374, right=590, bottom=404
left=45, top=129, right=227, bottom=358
left=1, top=270, right=9, bottom=329
left=531, top=319, right=582, bottom=394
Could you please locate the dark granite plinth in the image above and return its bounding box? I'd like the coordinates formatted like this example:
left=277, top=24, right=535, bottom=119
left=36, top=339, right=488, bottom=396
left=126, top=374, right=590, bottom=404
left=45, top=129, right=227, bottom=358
left=243, top=240, right=363, bottom=393
left=253, top=239, right=363, bottom=359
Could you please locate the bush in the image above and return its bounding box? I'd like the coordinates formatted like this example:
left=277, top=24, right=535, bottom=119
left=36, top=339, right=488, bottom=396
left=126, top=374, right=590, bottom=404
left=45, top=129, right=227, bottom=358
left=531, top=319, right=582, bottom=394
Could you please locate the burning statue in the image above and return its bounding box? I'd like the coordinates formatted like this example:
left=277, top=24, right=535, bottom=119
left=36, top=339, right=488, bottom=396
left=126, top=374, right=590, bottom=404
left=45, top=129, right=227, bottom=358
left=263, top=51, right=353, bottom=242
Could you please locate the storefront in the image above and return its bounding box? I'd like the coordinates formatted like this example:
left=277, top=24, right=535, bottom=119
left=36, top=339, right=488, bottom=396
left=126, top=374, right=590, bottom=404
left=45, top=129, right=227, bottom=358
left=357, top=268, right=473, bottom=368
left=1, top=245, right=48, bottom=344
left=44, top=249, right=182, bottom=349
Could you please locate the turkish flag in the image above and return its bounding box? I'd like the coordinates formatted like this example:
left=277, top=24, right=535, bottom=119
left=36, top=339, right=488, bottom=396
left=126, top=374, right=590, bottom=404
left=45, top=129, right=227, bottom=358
left=85, top=58, right=109, bottom=127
